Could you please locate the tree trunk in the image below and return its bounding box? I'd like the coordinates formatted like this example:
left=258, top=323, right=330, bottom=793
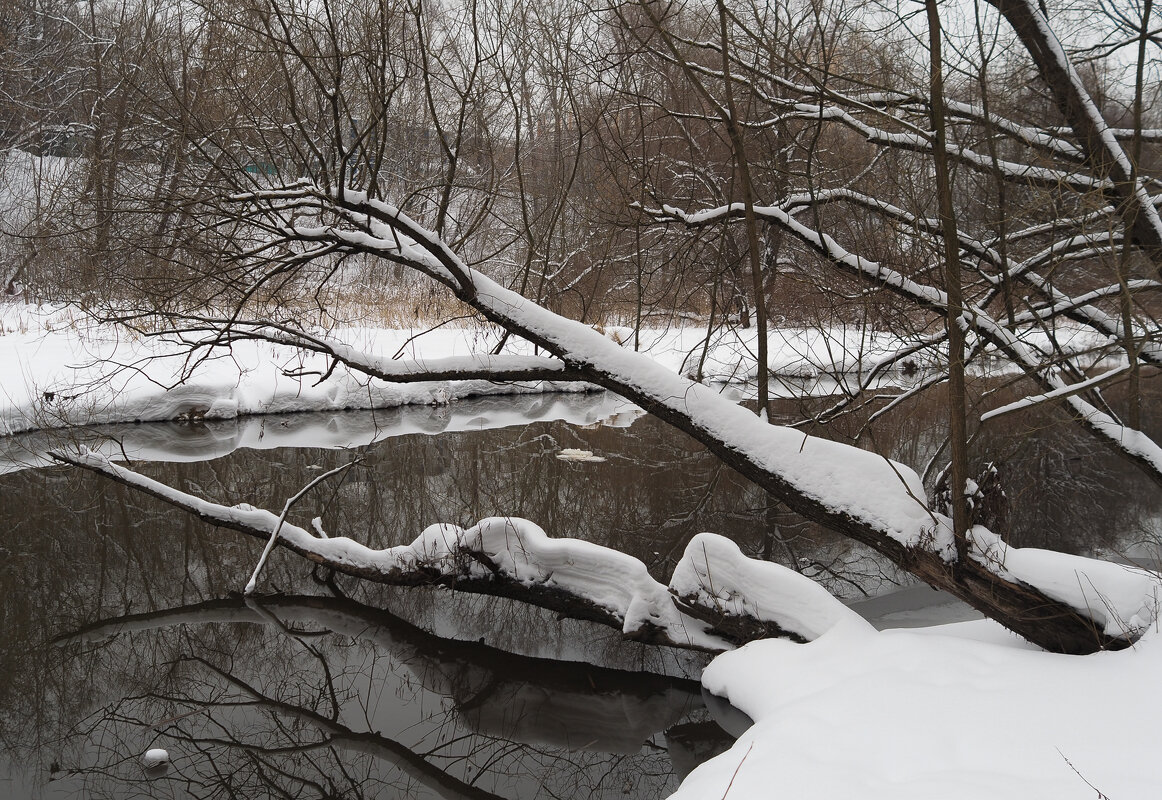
left=985, top=0, right=1162, bottom=267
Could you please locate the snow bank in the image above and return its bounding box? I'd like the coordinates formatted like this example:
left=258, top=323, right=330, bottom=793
left=0, top=301, right=949, bottom=438
left=0, top=304, right=597, bottom=436
left=679, top=617, right=1162, bottom=800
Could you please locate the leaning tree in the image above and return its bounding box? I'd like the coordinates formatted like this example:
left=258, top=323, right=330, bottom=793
left=51, top=0, right=1162, bottom=655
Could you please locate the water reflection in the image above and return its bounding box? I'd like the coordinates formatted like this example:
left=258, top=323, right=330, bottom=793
left=3, top=387, right=1160, bottom=797
left=0, top=392, right=643, bottom=474
left=26, top=594, right=725, bottom=799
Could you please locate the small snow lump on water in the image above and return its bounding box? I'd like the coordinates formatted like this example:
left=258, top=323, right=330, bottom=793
left=556, top=448, right=606, bottom=462
left=141, top=748, right=170, bottom=768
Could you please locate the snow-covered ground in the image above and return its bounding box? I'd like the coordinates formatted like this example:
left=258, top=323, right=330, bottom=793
left=0, top=300, right=1112, bottom=439
left=3, top=298, right=1159, bottom=800
left=681, top=615, right=1162, bottom=800
left=0, top=301, right=923, bottom=437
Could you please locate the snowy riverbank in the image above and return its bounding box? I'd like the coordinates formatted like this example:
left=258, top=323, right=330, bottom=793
left=3, top=299, right=1115, bottom=438
left=3, top=299, right=1159, bottom=800
left=0, top=301, right=925, bottom=436
left=0, top=303, right=589, bottom=436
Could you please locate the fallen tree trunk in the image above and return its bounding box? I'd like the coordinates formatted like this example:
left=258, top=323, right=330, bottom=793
left=52, top=449, right=1155, bottom=655
left=50, top=449, right=870, bottom=652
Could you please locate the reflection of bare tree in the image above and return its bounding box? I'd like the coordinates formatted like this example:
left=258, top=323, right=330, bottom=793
left=93, top=658, right=517, bottom=800
left=52, top=594, right=722, bottom=799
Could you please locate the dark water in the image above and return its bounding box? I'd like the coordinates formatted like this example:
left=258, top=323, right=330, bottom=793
left=1, top=389, right=1158, bottom=798
left=0, top=395, right=739, bottom=800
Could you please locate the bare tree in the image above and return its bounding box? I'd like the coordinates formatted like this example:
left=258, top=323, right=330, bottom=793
left=38, top=0, right=1162, bottom=656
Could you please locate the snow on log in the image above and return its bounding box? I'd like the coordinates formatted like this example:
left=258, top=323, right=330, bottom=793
left=48, top=449, right=867, bottom=651
left=671, top=534, right=872, bottom=643
left=968, top=527, right=1160, bottom=639
left=463, top=269, right=952, bottom=555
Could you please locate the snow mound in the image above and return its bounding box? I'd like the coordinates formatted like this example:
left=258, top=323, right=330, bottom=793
left=671, top=533, right=871, bottom=641
left=141, top=749, right=169, bottom=768
left=679, top=621, right=1162, bottom=800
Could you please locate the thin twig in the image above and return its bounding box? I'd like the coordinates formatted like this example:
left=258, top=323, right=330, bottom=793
left=244, top=458, right=361, bottom=594
left=721, top=742, right=754, bottom=799
left=1058, top=748, right=1112, bottom=799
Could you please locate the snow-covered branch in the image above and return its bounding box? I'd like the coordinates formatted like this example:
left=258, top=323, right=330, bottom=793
left=161, top=319, right=586, bottom=385
left=647, top=199, right=1162, bottom=489
left=640, top=35, right=1108, bottom=191
left=48, top=449, right=871, bottom=652
left=985, top=0, right=1162, bottom=265
left=980, top=364, right=1133, bottom=421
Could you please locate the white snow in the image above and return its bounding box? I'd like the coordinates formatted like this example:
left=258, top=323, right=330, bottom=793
left=670, top=533, right=872, bottom=641
left=678, top=614, right=1162, bottom=800
left=0, top=391, right=642, bottom=475
left=140, top=749, right=169, bottom=768
left=556, top=448, right=606, bottom=462
left=0, top=299, right=1125, bottom=443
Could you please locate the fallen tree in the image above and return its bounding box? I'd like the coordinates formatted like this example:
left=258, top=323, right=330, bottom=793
left=50, top=449, right=870, bottom=651
left=42, top=0, right=1162, bottom=655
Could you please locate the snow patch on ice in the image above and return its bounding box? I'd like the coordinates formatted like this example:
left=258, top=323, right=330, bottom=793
left=556, top=448, right=605, bottom=462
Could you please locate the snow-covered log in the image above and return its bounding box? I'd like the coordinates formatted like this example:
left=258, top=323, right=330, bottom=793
left=48, top=449, right=871, bottom=652
left=52, top=442, right=1156, bottom=655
